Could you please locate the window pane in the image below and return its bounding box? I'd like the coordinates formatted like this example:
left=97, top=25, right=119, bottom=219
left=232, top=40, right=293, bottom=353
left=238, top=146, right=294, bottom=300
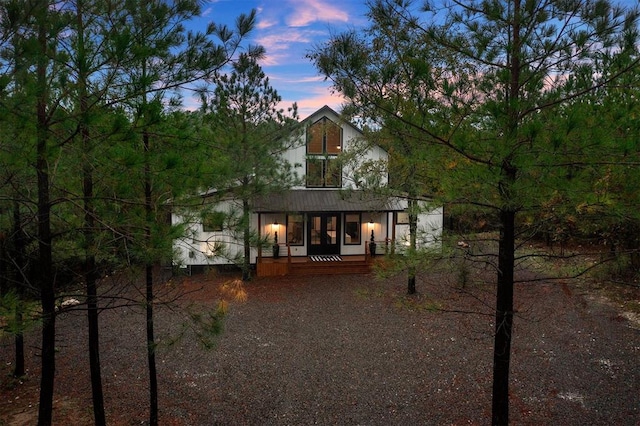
left=326, top=216, right=335, bottom=231
left=307, top=121, right=323, bottom=154
left=325, top=158, right=341, bottom=188
left=397, top=211, right=410, bottom=224
left=344, top=213, right=361, bottom=245
left=325, top=122, right=342, bottom=154
left=287, top=214, right=304, bottom=246
left=306, top=159, right=323, bottom=187
left=326, top=216, right=337, bottom=244
left=203, top=211, right=225, bottom=232
left=311, top=216, right=321, bottom=245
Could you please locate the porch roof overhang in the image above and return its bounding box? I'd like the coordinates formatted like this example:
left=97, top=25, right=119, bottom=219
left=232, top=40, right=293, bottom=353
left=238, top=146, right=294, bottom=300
left=252, top=189, right=405, bottom=213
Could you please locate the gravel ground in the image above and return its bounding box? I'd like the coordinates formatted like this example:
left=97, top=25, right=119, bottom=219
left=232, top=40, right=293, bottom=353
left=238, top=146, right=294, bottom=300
left=1, top=268, right=639, bottom=425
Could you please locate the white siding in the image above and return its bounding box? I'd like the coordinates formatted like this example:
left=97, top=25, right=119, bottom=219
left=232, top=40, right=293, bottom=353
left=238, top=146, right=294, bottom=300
left=394, top=206, right=444, bottom=250
left=172, top=199, right=260, bottom=267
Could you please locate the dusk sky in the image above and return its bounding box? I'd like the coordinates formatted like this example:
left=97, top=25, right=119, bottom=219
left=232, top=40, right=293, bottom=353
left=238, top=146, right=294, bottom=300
left=192, top=0, right=639, bottom=119
left=191, top=0, right=371, bottom=118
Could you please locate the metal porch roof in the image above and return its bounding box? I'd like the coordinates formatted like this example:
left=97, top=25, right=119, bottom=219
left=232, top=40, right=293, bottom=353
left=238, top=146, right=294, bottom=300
left=252, top=190, right=405, bottom=213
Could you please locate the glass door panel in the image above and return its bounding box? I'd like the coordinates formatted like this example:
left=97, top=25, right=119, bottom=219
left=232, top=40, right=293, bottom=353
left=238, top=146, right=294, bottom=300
left=308, top=213, right=340, bottom=255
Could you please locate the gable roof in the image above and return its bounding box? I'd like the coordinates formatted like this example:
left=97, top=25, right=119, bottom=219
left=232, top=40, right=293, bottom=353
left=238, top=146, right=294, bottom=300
left=302, top=105, right=364, bottom=135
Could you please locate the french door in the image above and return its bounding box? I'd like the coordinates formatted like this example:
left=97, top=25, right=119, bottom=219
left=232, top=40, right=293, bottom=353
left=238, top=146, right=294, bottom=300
left=308, top=213, right=340, bottom=255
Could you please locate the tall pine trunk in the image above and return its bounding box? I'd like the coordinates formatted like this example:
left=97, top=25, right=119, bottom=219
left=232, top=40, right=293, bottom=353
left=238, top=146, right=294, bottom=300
left=407, top=198, right=417, bottom=294
left=85, top=232, right=105, bottom=425
left=76, top=4, right=106, bottom=422
left=491, top=207, right=516, bottom=425
left=146, top=264, right=158, bottom=425
left=242, top=197, right=251, bottom=281
left=82, top=100, right=106, bottom=426
left=143, top=130, right=159, bottom=426
left=491, top=5, right=521, bottom=423
left=35, top=9, right=56, bottom=423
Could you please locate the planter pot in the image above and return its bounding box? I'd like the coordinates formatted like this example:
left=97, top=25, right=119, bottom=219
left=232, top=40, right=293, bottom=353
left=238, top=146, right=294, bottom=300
left=369, top=242, right=377, bottom=257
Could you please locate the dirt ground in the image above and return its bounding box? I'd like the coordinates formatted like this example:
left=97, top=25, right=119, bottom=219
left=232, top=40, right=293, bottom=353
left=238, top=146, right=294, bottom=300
left=0, top=266, right=638, bottom=425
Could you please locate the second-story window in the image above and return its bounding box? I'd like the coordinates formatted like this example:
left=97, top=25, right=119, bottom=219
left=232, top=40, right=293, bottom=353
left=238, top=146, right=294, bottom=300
left=306, top=117, right=342, bottom=187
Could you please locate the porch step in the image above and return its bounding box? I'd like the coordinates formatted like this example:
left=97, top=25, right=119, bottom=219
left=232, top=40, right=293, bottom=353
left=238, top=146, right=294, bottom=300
left=289, top=260, right=371, bottom=276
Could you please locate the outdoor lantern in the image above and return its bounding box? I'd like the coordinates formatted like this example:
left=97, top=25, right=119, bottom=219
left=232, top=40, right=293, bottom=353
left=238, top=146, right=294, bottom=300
left=368, top=219, right=376, bottom=257
left=368, top=219, right=375, bottom=240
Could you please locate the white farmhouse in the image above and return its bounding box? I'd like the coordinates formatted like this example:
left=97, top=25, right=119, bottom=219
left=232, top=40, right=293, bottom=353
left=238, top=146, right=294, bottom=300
left=172, top=106, right=443, bottom=276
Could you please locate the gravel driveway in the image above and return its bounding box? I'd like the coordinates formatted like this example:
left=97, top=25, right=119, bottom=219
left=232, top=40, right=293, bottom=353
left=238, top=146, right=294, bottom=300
left=1, top=270, right=639, bottom=425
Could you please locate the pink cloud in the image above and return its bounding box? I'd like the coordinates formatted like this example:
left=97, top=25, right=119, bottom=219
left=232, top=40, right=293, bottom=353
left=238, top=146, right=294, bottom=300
left=257, top=30, right=316, bottom=51
left=259, top=53, right=288, bottom=67
left=292, top=76, right=326, bottom=84
left=280, top=90, right=346, bottom=119
left=256, top=29, right=321, bottom=66
left=253, top=5, right=276, bottom=30
left=257, top=16, right=277, bottom=30
left=285, top=0, right=349, bottom=27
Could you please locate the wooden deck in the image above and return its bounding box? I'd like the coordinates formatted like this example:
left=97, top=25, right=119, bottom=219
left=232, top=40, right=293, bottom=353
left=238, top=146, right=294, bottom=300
left=256, top=254, right=372, bottom=277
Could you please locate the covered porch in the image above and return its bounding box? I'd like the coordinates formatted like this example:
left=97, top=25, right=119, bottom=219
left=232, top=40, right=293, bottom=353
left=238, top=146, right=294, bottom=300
left=253, top=190, right=402, bottom=276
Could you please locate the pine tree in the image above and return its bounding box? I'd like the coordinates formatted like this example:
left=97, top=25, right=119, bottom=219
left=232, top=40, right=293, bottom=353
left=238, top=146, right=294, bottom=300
left=199, top=53, right=301, bottom=281
left=310, top=0, right=639, bottom=423
left=111, top=2, right=259, bottom=423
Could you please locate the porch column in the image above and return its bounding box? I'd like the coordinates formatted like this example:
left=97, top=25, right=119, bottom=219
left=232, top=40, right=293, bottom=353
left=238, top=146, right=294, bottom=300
left=257, top=213, right=262, bottom=260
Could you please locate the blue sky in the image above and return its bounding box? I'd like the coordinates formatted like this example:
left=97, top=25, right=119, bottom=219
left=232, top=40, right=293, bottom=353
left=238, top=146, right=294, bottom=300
left=191, top=0, right=370, bottom=118
left=192, top=0, right=640, bottom=119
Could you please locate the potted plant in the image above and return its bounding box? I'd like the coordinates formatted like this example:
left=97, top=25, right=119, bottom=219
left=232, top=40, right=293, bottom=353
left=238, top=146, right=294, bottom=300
left=369, top=230, right=376, bottom=257
left=273, top=231, right=280, bottom=259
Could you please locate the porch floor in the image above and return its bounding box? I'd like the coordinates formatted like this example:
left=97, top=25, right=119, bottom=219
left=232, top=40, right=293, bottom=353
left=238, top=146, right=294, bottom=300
left=257, top=255, right=372, bottom=276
